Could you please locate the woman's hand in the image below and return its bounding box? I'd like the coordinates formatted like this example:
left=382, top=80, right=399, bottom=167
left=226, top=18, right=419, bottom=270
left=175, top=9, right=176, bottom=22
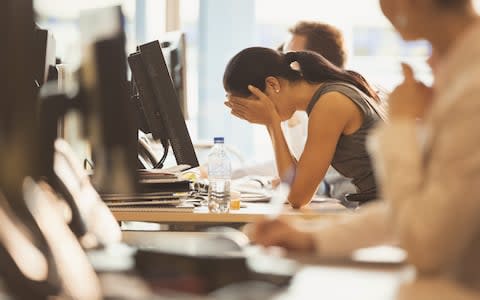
left=244, top=218, right=315, bottom=252
left=225, top=85, right=281, bottom=127
left=388, top=63, right=433, bottom=121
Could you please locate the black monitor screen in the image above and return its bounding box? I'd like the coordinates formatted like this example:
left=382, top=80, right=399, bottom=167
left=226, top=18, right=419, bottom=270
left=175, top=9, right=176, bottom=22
left=128, top=52, right=168, bottom=144
left=79, top=6, right=138, bottom=193
left=130, top=41, right=198, bottom=170
left=160, top=31, right=188, bottom=119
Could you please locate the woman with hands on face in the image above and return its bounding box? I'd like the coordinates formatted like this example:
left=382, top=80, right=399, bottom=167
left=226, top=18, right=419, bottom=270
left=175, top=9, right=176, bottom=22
left=223, top=47, right=385, bottom=208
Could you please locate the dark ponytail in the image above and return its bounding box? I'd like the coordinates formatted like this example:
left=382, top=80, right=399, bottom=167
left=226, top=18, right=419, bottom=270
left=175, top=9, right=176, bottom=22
left=223, top=47, right=380, bottom=103
left=286, top=51, right=381, bottom=102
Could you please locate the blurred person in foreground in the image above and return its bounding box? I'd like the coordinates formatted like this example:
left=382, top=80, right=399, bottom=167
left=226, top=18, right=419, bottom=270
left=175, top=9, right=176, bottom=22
left=248, top=0, right=480, bottom=295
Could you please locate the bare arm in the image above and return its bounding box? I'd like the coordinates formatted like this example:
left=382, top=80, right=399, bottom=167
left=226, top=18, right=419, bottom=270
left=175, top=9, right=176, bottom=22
left=227, top=86, right=299, bottom=182
left=287, top=92, right=362, bottom=208
left=226, top=86, right=297, bottom=181
left=266, top=121, right=297, bottom=182
left=249, top=201, right=393, bottom=256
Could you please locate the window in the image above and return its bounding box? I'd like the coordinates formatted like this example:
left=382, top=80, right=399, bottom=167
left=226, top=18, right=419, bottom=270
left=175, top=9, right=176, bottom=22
left=178, top=0, right=434, bottom=163
left=34, top=0, right=166, bottom=64
left=34, top=0, right=480, bottom=165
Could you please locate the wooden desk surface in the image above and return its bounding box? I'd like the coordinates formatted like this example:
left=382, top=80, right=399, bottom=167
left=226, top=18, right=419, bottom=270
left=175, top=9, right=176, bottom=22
left=111, top=201, right=350, bottom=224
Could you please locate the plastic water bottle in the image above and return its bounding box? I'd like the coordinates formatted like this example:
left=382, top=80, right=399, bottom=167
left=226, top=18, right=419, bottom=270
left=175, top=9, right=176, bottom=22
left=208, top=137, right=231, bottom=213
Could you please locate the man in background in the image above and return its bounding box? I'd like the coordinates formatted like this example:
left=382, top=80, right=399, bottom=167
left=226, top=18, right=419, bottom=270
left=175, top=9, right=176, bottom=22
left=283, top=21, right=346, bottom=67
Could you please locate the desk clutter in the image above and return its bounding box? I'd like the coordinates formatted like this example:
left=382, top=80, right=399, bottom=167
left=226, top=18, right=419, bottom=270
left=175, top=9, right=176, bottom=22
left=103, top=173, right=277, bottom=213
left=101, top=172, right=263, bottom=210
left=101, top=169, right=192, bottom=209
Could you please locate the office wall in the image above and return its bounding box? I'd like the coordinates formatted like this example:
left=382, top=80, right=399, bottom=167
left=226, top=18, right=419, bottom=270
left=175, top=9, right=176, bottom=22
left=197, top=0, right=256, bottom=160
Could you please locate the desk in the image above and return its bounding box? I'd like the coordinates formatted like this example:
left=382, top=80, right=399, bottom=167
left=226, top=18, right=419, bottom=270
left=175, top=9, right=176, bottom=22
left=110, top=202, right=349, bottom=225
left=119, top=231, right=410, bottom=300
left=113, top=231, right=480, bottom=300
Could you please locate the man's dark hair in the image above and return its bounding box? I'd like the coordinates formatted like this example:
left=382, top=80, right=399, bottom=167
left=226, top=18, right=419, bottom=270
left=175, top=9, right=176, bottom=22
left=289, top=21, right=346, bottom=68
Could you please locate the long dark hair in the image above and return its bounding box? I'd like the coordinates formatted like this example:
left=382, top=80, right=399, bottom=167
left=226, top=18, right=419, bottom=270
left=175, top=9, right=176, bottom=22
left=223, top=47, right=380, bottom=103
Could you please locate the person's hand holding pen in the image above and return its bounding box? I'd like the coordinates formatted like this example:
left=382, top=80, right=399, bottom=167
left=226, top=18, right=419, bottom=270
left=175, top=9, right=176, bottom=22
left=245, top=217, right=316, bottom=252
left=244, top=178, right=316, bottom=252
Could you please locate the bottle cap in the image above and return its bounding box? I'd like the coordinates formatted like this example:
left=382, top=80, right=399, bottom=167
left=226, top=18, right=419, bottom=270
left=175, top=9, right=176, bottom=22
left=213, top=137, right=224, bottom=144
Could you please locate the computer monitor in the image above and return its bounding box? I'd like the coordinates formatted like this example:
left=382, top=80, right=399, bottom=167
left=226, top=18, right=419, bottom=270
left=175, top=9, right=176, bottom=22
left=128, top=52, right=169, bottom=144
left=79, top=6, right=138, bottom=194
left=33, top=26, right=56, bottom=86
left=160, top=31, right=188, bottom=119
left=127, top=40, right=199, bottom=170
left=1, top=0, right=41, bottom=193
left=128, top=52, right=170, bottom=169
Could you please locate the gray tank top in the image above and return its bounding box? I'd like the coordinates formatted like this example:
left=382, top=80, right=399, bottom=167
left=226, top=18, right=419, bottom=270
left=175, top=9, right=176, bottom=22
left=306, top=82, right=384, bottom=195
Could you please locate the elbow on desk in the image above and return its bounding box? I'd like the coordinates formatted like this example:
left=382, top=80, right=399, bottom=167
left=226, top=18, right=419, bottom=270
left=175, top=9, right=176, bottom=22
left=288, top=198, right=311, bottom=209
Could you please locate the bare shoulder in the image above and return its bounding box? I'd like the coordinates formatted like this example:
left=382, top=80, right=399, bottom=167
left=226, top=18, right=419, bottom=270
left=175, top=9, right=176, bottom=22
left=309, top=91, right=362, bottom=120
left=308, top=91, right=364, bottom=135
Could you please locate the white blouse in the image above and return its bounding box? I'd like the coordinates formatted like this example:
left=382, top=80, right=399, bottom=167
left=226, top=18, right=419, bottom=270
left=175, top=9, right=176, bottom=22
left=309, top=21, right=480, bottom=291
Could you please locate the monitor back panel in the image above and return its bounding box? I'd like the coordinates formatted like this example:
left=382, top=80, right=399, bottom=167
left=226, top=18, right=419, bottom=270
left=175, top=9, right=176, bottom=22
left=138, top=41, right=199, bottom=169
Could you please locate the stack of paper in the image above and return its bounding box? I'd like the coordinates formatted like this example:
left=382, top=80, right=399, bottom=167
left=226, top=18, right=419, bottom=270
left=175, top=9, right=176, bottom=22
left=102, top=169, right=192, bottom=208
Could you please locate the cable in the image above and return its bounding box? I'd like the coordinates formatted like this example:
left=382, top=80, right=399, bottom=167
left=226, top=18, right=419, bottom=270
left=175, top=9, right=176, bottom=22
left=154, top=139, right=169, bottom=169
